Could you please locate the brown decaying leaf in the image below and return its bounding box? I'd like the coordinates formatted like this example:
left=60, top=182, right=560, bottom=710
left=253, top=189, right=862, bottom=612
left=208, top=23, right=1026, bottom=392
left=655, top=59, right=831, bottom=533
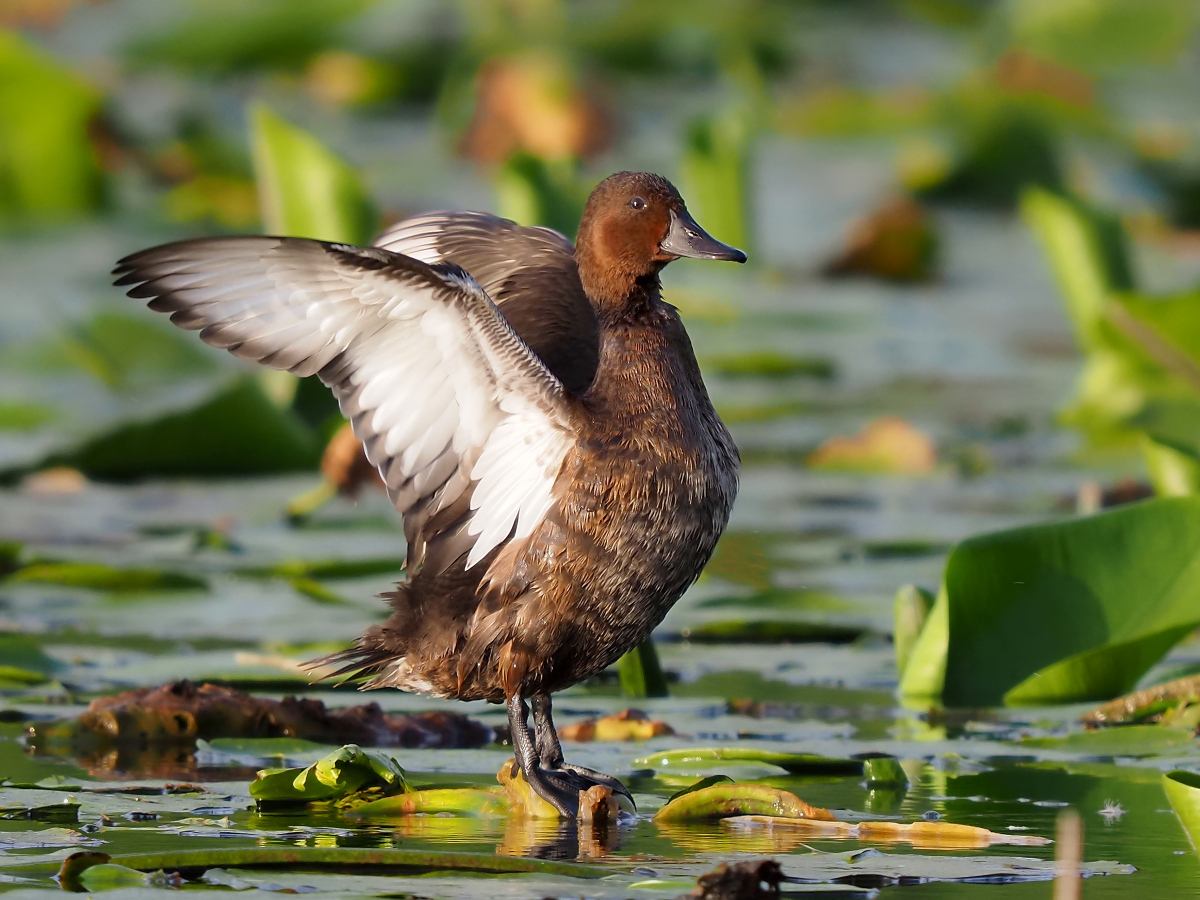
left=823, top=196, right=939, bottom=283
left=993, top=50, right=1094, bottom=109
left=559, top=708, right=674, bottom=742
left=0, top=0, right=102, bottom=29
left=459, top=54, right=612, bottom=165
left=806, top=416, right=937, bottom=474
left=321, top=422, right=384, bottom=497
left=686, top=859, right=782, bottom=900
left=20, top=467, right=88, bottom=495
left=722, top=815, right=1051, bottom=850
left=60, top=680, right=492, bottom=748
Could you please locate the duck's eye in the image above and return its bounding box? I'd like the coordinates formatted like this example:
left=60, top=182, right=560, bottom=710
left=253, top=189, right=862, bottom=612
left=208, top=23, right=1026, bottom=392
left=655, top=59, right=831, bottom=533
left=629, top=196, right=646, bottom=210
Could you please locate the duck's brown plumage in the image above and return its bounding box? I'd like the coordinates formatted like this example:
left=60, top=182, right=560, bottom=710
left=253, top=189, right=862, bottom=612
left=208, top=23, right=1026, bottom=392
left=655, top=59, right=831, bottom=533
left=114, top=171, right=744, bottom=815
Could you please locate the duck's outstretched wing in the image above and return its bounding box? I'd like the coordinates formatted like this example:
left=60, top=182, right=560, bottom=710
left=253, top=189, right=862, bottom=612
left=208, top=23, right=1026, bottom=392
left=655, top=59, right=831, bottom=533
left=114, top=237, right=573, bottom=573
left=375, top=212, right=599, bottom=395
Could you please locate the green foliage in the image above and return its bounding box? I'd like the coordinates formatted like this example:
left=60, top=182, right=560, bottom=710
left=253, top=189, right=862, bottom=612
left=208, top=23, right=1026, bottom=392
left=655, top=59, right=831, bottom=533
left=1023, top=187, right=1200, bottom=492
left=50, top=378, right=320, bottom=479
left=1164, top=770, right=1200, bottom=855
left=0, top=31, right=102, bottom=221
left=899, top=497, right=1200, bottom=706
left=124, top=0, right=374, bottom=74
left=919, top=108, right=1063, bottom=208
left=494, top=153, right=586, bottom=238
left=863, top=756, right=909, bottom=787
left=1004, top=0, right=1200, bottom=71
left=681, top=112, right=752, bottom=254
left=617, top=638, right=669, bottom=698
left=894, top=584, right=935, bottom=678
left=249, top=744, right=407, bottom=803
left=251, top=104, right=378, bottom=245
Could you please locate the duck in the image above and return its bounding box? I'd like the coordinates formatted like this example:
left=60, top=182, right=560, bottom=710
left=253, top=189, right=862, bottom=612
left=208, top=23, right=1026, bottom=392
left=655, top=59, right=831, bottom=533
left=114, top=171, right=745, bottom=817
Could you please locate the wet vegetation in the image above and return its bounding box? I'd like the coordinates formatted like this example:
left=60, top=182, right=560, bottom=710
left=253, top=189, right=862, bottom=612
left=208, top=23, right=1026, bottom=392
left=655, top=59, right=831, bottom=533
left=4, top=0, right=1200, bottom=896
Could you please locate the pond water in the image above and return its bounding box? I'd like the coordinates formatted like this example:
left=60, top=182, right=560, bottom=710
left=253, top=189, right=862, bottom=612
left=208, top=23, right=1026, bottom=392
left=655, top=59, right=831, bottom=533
left=4, top=2, right=1200, bottom=897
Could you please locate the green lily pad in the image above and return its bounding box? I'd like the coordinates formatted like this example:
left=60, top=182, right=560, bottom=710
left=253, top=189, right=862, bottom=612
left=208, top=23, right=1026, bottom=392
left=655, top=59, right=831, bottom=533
left=1016, top=725, right=1195, bottom=756
left=653, top=782, right=831, bottom=822
left=7, top=562, right=206, bottom=592
left=249, top=744, right=407, bottom=803
left=901, top=496, right=1200, bottom=706
left=346, top=786, right=508, bottom=819
left=632, top=747, right=863, bottom=775
left=683, top=619, right=867, bottom=644
left=1164, top=770, right=1200, bottom=854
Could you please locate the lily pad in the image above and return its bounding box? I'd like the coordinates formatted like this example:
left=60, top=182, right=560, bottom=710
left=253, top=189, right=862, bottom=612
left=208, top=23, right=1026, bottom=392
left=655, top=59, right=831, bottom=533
left=347, top=786, right=509, bottom=819
left=901, top=496, right=1200, bottom=706
left=7, top=562, right=205, bottom=592
left=1015, top=725, right=1195, bottom=756
left=632, top=747, right=863, bottom=775
left=652, top=782, right=834, bottom=822
left=249, top=744, right=407, bottom=803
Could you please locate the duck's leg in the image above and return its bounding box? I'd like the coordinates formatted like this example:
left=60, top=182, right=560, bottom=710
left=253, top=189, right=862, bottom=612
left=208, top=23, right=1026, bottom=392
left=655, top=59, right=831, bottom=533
left=506, top=694, right=582, bottom=818
left=530, top=692, right=636, bottom=811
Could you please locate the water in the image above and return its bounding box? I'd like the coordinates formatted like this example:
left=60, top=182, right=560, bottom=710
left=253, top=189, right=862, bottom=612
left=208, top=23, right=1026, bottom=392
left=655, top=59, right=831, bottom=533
left=4, top=2, right=1200, bottom=895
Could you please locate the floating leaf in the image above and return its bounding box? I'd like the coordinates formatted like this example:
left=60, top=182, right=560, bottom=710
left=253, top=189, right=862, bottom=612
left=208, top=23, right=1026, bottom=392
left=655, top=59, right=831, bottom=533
left=7, top=563, right=205, bottom=592
left=703, top=351, right=834, bottom=380
left=558, top=709, right=673, bottom=742
left=683, top=619, right=866, bottom=644
left=0, top=401, right=53, bottom=431
left=901, top=496, right=1200, bottom=706
left=723, top=815, right=1050, bottom=849
left=632, top=747, right=862, bottom=776
left=807, top=416, right=937, bottom=474
left=823, top=196, right=939, bottom=282
left=347, top=787, right=508, bottom=819
left=249, top=744, right=407, bottom=803
left=496, top=758, right=563, bottom=820
left=49, top=377, right=321, bottom=479
left=28, top=846, right=605, bottom=880
left=665, top=775, right=735, bottom=805
left=237, top=557, right=404, bottom=580
left=616, top=639, right=668, bottom=698
left=1015, top=725, right=1194, bottom=756
left=0, top=634, right=60, bottom=677
left=652, top=782, right=834, bottom=822
left=286, top=576, right=351, bottom=605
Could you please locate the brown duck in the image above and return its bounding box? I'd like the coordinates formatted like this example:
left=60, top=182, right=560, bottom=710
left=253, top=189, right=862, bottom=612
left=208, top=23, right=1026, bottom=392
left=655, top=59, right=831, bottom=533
left=114, top=172, right=744, bottom=816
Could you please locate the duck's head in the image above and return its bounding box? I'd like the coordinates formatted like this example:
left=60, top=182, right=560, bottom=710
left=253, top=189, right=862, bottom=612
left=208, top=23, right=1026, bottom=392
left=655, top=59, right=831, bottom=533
left=575, top=171, right=745, bottom=310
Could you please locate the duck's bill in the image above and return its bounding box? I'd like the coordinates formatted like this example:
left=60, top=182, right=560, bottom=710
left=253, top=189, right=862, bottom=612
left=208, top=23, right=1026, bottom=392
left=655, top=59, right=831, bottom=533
left=660, top=208, right=747, bottom=263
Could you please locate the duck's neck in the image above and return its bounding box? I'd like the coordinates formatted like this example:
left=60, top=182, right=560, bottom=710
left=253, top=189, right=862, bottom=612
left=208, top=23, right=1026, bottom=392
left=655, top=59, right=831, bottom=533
left=579, top=267, right=664, bottom=326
